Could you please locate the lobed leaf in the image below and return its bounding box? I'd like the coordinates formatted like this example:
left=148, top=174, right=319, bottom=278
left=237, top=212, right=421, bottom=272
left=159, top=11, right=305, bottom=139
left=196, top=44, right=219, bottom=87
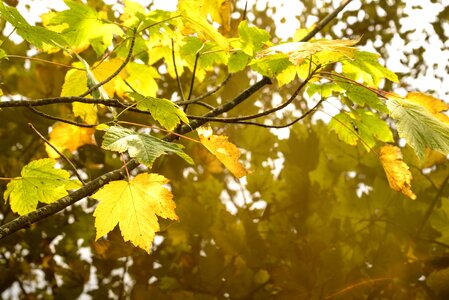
left=131, top=93, right=189, bottom=131
left=46, top=122, right=96, bottom=158
left=92, top=173, right=178, bottom=253
left=4, top=159, right=81, bottom=215
left=101, top=126, right=193, bottom=166
left=387, top=96, right=449, bottom=161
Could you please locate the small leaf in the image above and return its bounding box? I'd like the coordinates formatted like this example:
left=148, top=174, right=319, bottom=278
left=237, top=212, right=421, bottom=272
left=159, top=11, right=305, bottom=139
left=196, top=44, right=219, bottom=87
left=237, top=20, right=270, bottom=56
left=387, top=96, right=449, bottom=160
left=197, top=127, right=247, bottom=178
left=4, top=159, right=81, bottom=215
left=131, top=93, right=189, bottom=131
left=46, top=123, right=96, bottom=158
left=101, top=126, right=193, bottom=166
left=92, top=173, right=178, bottom=253
left=379, top=145, right=416, bottom=200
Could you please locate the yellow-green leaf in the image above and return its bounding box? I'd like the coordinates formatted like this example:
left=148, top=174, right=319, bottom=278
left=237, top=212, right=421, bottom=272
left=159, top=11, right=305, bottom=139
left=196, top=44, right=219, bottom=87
left=46, top=122, right=96, bottom=158
left=132, top=93, right=189, bottom=131
left=4, top=159, right=81, bottom=215
left=92, top=173, right=178, bottom=253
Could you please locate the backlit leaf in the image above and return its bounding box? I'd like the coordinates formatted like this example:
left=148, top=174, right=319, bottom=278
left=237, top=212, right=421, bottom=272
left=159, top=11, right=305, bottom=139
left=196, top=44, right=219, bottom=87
left=46, top=123, right=96, bottom=158
left=177, top=0, right=229, bottom=50
left=101, top=126, right=193, bottom=166
left=131, top=93, right=189, bottom=131
left=197, top=127, right=247, bottom=178
left=379, top=145, right=416, bottom=200
left=342, top=51, right=399, bottom=87
left=92, top=173, right=178, bottom=253
left=386, top=96, right=449, bottom=160
left=257, top=38, right=359, bottom=65
left=4, top=159, right=81, bottom=215
left=41, top=0, right=123, bottom=54
left=0, top=1, right=67, bottom=52
left=405, top=91, right=449, bottom=123
left=237, top=20, right=270, bottom=56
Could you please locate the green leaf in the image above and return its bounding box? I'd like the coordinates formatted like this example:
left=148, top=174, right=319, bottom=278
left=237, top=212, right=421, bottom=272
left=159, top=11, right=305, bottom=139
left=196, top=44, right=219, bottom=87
left=387, top=98, right=449, bottom=160
left=4, top=159, right=81, bottom=215
left=336, top=82, right=388, bottom=113
left=0, top=48, right=7, bottom=60
left=41, top=0, right=123, bottom=54
left=328, top=112, right=359, bottom=146
left=0, top=2, right=67, bottom=51
left=92, top=173, right=178, bottom=253
left=250, top=54, right=292, bottom=77
left=228, top=50, right=250, bottom=73
left=101, top=126, right=193, bottom=166
left=131, top=93, right=189, bottom=131
left=342, top=51, right=399, bottom=87
left=307, top=82, right=344, bottom=98
left=237, top=20, right=270, bottom=56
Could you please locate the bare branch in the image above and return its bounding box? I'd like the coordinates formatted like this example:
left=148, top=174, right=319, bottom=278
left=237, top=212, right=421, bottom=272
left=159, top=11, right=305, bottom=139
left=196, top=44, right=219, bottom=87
left=28, top=106, right=96, bottom=128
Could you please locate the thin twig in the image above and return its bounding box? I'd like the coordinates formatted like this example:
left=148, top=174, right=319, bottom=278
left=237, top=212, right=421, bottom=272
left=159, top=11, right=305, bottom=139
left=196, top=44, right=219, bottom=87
left=187, top=51, right=200, bottom=101
left=28, top=123, right=85, bottom=185
left=78, top=28, right=137, bottom=98
left=176, top=73, right=232, bottom=104
left=171, top=39, right=185, bottom=102
left=28, top=106, right=96, bottom=128
left=299, top=0, right=354, bottom=42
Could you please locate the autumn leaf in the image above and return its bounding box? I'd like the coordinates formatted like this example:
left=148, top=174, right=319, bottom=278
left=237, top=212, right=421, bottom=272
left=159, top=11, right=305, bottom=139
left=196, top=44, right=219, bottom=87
left=41, top=0, right=123, bottom=54
left=131, top=93, right=189, bottom=131
left=92, top=173, right=178, bottom=253
left=257, top=38, right=360, bottom=65
left=46, top=123, right=96, bottom=158
left=379, top=145, right=416, bottom=200
left=197, top=127, right=247, bottom=178
left=405, top=92, right=449, bottom=123
left=4, top=159, right=81, bottom=215
left=386, top=92, right=449, bottom=160
left=101, top=126, right=193, bottom=166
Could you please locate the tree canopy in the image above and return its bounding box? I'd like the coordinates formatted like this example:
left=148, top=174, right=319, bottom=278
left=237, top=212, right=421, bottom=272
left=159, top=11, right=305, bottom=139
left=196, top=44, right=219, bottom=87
left=1, top=0, right=449, bottom=299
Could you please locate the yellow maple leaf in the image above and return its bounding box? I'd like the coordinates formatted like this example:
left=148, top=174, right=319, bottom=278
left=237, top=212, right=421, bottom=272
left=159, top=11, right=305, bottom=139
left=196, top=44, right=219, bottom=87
left=379, top=145, right=416, bottom=200
left=257, top=38, right=360, bottom=65
left=46, top=122, right=96, bottom=158
left=405, top=92, right=449, bottom=123
left=197, top=127, right=247, bottom=178
left=92, top=173, right=178, bottom=253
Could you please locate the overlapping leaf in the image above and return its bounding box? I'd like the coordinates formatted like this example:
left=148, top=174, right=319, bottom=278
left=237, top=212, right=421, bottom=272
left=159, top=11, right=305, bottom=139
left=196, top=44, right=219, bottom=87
left=257, top=38, right=360, bottom=65
left=41, top=0, right=123, bottom=54
left=92, top=173, right=178, bottom=253
left=197, top=127, right=247, bottom=178
left=0, top=1, right=67, bottom=52
left=131, top=93, right=189, bottom=131
left=4, top=159, right=81, bottom=215
left=46, top=122, right=96, bottom=158
left=386, top=93, right=449, bottom=160
left=101, top=126, right=193, bottom=166
left=379, top=145, right=416, bottom=200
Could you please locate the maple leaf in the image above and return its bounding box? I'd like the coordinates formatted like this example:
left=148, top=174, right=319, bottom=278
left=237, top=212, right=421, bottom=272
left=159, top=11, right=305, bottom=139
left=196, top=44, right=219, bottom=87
left=41, top=0, right=123, bottom=54
left=101, top=126, right=193, bottom=166
left=92, top=173, right=178, bottom=253
left=131, top=93, right=189, bottom=131
left=197, top=127, right=248, bottom=178
left=4, top=159, right=81, bottom=215
left=257, top=38, right=360, bottom=65
left=405, top=92, right=449, bottom=123
left=379, top=145, right=416, bottom=200
left=386, top=92, right=449, bottom=160
left=46, top=123, right=96, bottom=158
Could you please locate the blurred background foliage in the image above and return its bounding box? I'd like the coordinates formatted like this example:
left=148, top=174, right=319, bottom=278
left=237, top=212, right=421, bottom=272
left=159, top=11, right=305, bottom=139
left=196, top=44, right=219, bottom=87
left=1, top=0, right=449, bottom=299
